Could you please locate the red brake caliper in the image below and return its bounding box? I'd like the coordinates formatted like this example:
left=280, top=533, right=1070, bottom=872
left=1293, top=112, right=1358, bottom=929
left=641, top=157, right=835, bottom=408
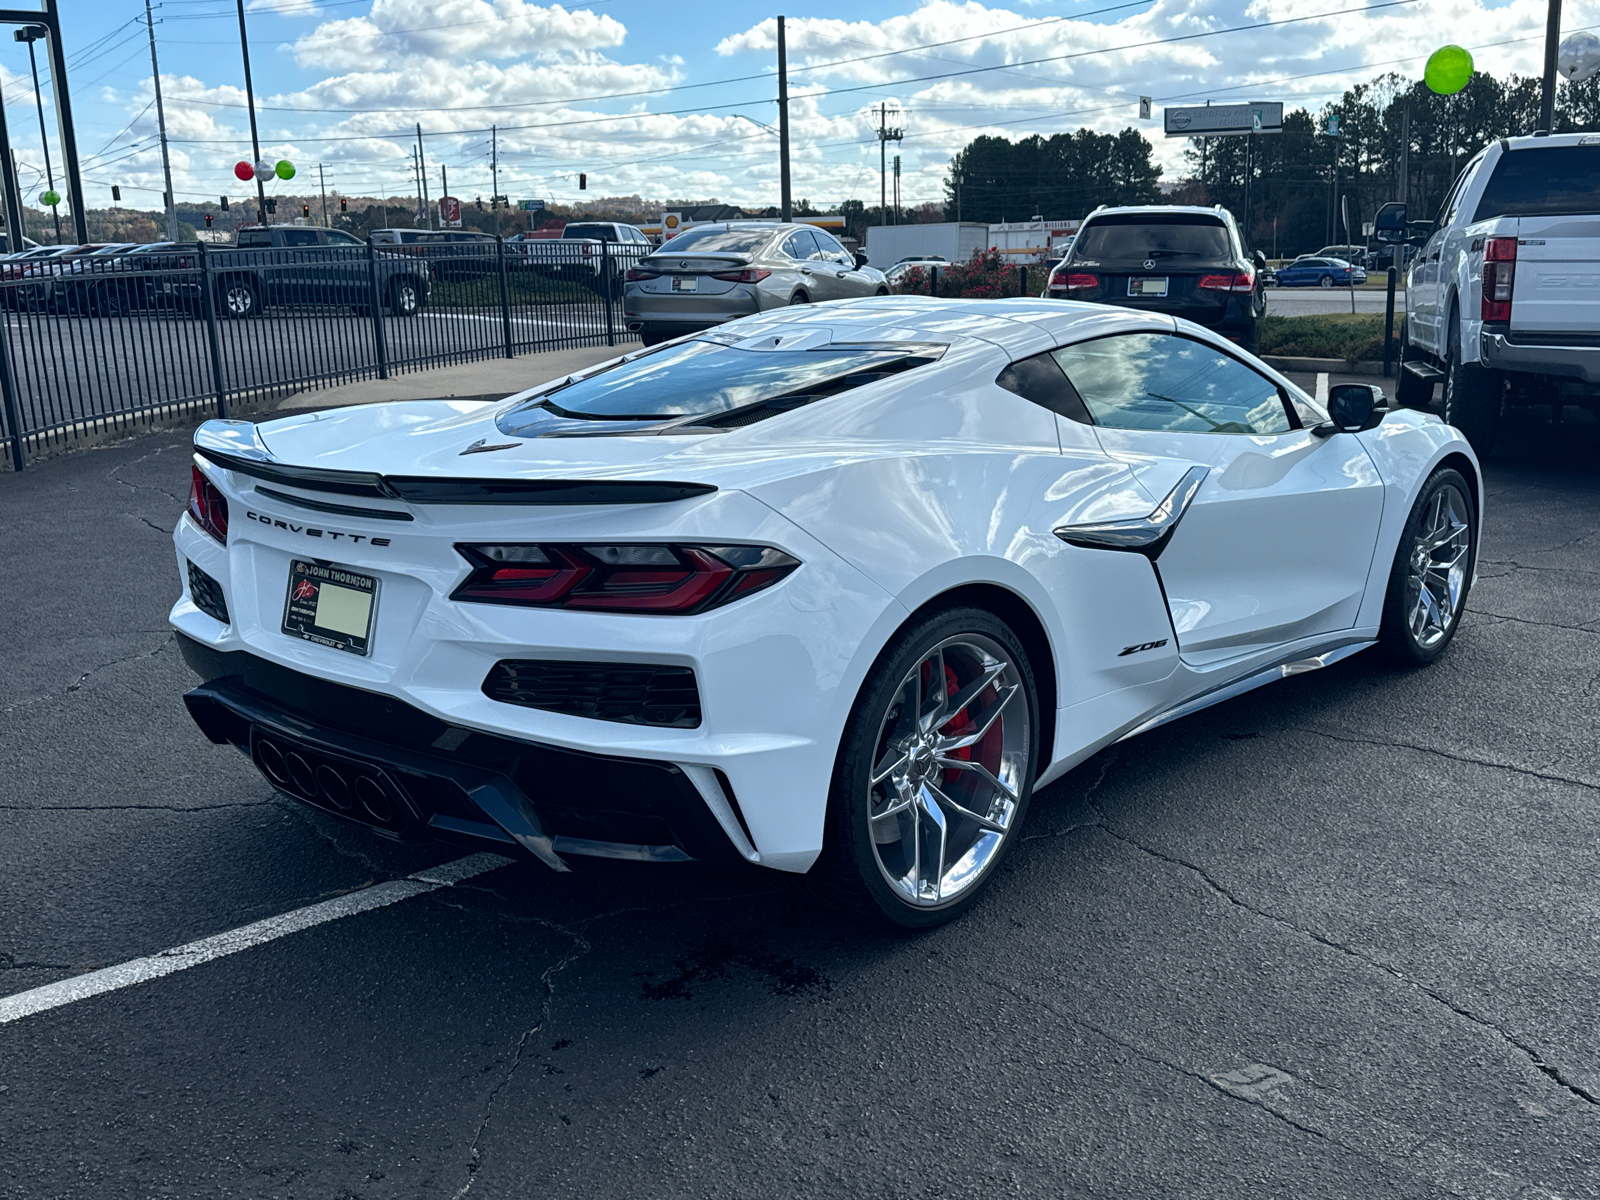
left=942, top=665, right=972, bottom=785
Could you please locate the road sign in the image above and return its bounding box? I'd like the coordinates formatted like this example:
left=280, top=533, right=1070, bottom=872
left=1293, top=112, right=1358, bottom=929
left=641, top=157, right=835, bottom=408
left=1164, top=101, right=1283, bottom=137
left=440, top=195, right=461, bottom=227
left=520, top=199, right=545, bottom=211
left=1139, top=96, right=1152, bottom=120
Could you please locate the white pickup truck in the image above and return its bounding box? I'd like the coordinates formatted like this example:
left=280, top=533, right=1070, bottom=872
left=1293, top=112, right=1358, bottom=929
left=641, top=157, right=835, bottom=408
left=1389, top=132, right=1600, bottom=453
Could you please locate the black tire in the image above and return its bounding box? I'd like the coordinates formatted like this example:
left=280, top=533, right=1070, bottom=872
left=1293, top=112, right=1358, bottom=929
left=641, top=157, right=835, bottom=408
left=789, top=290, right=809, bottom=305
left=1394, top=323, right=1435, bottom=409
left=1319, top=274, right=1335, bottom=289
left=93, top=283, right=132, bottom=318
left=217, top=277, right=258, bottom=319
left=1442, top=308, right=1501, bottom=456
left=875, top=287, right=890, bottom=297
left=387, top=277, right=424, bottom=317
left=1378, top=467, right=1476, bottom=666
left=638, top=327, right=669, bottom=347
left=811, top=605, right=1039, bottom=930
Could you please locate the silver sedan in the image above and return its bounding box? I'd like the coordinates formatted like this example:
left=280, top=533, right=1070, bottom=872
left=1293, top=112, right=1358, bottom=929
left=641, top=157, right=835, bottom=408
left=623, top=222, right=887, bottom=345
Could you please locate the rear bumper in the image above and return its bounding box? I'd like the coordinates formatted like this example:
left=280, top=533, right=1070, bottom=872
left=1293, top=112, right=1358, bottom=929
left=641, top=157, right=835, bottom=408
left=177, top=633, right=747, bottom=871
left=1480, top=331, right=1600, bottom=386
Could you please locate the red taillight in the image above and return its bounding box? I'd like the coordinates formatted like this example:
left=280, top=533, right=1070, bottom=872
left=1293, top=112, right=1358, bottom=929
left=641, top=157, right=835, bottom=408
left=1482, top=236, right=1517, bottom=322
left=626, top=267, right=661, bottom=282
left=1199, top=271, right=1255, bottom=292
left=709, top=268, right=771, bottom=284
left=1051, top=272, right=1099, bottom=291
left=451, top=543, right=799, bottom=614
left=188, top=466, right=228, bottom=544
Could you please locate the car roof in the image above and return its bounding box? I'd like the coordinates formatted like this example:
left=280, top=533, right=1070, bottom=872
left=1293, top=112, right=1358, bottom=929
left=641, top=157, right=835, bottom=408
left=1499, top=132, right=1600, bottom=151
left=1085, top=204, right=1233, bottom=221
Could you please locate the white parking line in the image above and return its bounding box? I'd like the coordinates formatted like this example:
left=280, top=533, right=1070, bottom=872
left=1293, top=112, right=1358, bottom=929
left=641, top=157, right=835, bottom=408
left=0, top=852, right=513, bottom=1026
left=1315, top=372, right=1329, bottom=404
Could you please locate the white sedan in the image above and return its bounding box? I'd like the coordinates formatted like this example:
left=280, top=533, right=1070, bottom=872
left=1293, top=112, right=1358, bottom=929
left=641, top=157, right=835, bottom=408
left=171, top=298, right=1480, bottom=928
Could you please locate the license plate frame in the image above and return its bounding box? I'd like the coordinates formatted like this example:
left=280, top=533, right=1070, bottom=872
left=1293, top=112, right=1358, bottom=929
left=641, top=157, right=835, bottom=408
left=671, top=276, right=699, bottom=292
left=1128, top=276, right=1169, bottom=298
left=282, top=560, right=379, bottom=656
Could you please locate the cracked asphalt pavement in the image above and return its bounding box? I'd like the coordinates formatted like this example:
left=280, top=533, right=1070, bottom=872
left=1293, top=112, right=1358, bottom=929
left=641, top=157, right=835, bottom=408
left=3, top=405, right=1599, bottom=1199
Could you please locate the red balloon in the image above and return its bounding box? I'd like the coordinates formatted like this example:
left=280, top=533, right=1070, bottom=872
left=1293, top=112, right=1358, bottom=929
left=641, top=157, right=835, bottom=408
left=233, top=161, right=254, bottom=182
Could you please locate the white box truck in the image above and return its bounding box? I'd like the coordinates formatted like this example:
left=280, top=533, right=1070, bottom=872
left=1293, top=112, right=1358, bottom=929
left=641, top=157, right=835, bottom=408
left=864, top=222, right=990, bottom=269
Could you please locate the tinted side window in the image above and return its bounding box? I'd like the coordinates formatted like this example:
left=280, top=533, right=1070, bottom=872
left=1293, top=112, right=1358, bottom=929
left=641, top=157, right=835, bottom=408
left=326, top=230, right=362, bottom=245
left=1052, top=333, right=1292, bottom=435
left=813, top=230, right=849, bottom=261
left=996, top=352, right=1092, bottom=424
left=783, top=229, right=819, bottom=260
left=281, top=229, right=320, bottom=247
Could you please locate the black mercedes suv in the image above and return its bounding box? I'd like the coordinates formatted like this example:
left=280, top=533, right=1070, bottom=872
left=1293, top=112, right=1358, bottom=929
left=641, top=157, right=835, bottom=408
left=1045, top=205, right=1266, bottom=351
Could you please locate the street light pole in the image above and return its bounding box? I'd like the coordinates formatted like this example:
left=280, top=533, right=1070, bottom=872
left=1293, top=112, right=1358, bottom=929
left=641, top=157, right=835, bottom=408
left=14, top=28, right=58, bottom=242
left=234, top=0, right=267, bottom=220
left=142, top=0, right=176, bottom=241
left=1539, top=0, right=1563, bottom=132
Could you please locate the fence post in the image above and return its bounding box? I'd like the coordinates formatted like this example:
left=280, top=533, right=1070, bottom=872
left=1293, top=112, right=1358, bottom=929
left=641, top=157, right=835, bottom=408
left=1382, top=265, right=1398, bottom=378
left=601, top=240, right=616, bottom=347
left=365, top=238, right=390, bottom=380
left=496, top=236, right=514, bottom=359
left=1018, top=265, right=1028, bottom=296
left=930, top=266, right=938, bottom=297
left=0, top=299, right=23, bottom=470
left=196, top=243, right=229, bottom=419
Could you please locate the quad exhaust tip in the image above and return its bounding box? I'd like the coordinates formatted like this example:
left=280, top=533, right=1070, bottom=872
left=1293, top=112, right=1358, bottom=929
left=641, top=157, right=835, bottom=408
left=251, top=735, right=407, bottom=832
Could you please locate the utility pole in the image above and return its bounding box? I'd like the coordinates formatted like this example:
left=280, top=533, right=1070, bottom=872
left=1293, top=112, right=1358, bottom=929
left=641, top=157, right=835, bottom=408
left=777, top=15, right=792, bottom=222
left=875, top=103, right=902, bottom=225
left=440, top=163, right=448, bottom=226
left=14, top=27, right=59, bottom=243
left=1399, top=105, right=1410, bottom=207
left=318, top=163, right=328, bottom=226
left=893, top=154, right=901, bottom=224
left=0, top=99, right=26, bottom=257
left=416, top=124, right=432, bottom=230
left=234, top=0, right=267, bottom=220
left=1540, top=0, right=1563, bottom=131
left=954, top=172, right=963, bottom=222
left=143, top=0, right=176, bottom=241
left=490, top=125, right=500, bottom=237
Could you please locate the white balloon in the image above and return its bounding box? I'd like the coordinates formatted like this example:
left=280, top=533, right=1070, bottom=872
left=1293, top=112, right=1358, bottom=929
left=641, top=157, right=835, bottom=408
left=253, top=158, right=275, bottom=181
left=1558, top=31, right=1600, bottom=84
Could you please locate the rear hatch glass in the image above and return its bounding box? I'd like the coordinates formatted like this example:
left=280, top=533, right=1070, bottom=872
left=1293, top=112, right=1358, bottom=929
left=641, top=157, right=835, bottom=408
left=1473, top=145, right=1600, bottom=221
left=1069, top=214, right=1236, bottom=321
left=497, top=339, right=942, bottom=435
left=1072, top=214, right=1231, bottom=262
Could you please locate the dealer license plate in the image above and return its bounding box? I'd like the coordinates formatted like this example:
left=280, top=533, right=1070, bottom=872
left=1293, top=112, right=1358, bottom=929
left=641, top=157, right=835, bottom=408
left=671, top=276, right=699, bottom=292
left=282, top=560, right=378, bottom=656
left=1128, top=276, right=1168, bottom=297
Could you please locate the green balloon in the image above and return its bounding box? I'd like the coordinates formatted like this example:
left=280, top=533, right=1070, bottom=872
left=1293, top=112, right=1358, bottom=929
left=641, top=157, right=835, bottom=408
left=39, top=189, right=59, bottom=207
left=275, top=160, right=296, bottom=180
left=1425, top=45, right=1474, bottom=95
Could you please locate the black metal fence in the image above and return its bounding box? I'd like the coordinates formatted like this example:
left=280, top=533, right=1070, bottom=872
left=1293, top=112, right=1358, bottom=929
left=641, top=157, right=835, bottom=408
left=0, top=237, right=650, bottom=470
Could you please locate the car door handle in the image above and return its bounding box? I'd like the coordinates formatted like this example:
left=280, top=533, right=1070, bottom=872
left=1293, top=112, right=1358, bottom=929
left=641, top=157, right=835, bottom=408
left=1054, top=465, right=1209, bottom=560
left=800, top=268, right=813, bottom=275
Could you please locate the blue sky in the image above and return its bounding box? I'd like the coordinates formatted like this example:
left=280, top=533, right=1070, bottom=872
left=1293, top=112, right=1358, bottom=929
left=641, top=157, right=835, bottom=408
left=0, top=0, right=1578, bottom=215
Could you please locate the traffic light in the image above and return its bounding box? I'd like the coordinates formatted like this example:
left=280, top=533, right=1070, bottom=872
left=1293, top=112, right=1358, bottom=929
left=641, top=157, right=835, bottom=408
left=579, top=173, right=586, bottom=190
left=302, top=203, right=311, bottom=218
left=339, top=197, right=347, bottom=213
left=220, top=196, right=229, bottom=212
left=111, top=185, right=121, bottom=201
left=204, top=214, right=213, bottom=229
left=266, top=197, right=277, bottom=213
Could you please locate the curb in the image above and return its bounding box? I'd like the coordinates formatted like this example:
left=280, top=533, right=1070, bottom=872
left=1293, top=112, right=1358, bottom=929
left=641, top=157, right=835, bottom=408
left=1261, top=356, right=1387, bottom=376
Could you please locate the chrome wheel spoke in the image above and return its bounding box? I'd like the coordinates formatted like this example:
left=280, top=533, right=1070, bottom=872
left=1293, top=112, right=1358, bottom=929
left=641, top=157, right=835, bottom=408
left=937, top=682, right=1017, bottom=752
left=913, top=785, right=948, bottom=902
left=926, top=780, right=1008, bottom=835
left=870, top=748, right=910, bottom=786
left=917, top=647, right=948, bottom=732
left=934, top=662, right=1005, bottom=733
left=1404, top=484, right=1471, bottom=649
left=872, top=788, right=914, bottom=822
left=936, top=754, right=1019, bottom=805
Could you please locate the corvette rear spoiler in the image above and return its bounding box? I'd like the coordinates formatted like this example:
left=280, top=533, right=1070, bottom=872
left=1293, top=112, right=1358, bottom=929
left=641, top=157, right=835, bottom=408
left=192, top=420, right=716, bottom=506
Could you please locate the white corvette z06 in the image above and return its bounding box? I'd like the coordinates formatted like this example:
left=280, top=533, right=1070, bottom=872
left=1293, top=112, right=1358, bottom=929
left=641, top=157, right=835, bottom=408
left=172, top=298, right=1480, bottom=927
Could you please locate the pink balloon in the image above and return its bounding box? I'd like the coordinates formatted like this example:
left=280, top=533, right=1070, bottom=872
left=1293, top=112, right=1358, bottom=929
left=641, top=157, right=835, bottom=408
left=233, top=161, right=254, bottom=182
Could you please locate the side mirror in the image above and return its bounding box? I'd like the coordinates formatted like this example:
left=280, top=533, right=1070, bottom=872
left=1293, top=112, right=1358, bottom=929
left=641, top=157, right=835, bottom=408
left=854, top=251, right=870, bottom=269
left=1315, top=383, right=1386, bottom=437
left=1252, top=250, right=1267, bottom=270
left=1373, top=201, right=1407, bottom=244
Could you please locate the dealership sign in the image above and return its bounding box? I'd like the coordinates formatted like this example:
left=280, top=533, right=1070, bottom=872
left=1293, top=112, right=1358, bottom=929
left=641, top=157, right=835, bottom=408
left=1164, top=102, right=1284, bottom=137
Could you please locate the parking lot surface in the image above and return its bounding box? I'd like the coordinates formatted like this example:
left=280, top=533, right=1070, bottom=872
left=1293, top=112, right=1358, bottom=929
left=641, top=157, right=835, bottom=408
left=1263, top=285, right=1399, bottom=317
left=3, top=403, right=1599, bottom=1199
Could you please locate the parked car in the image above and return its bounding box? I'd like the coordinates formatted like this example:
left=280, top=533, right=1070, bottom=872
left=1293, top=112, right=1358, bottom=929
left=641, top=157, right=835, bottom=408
left=209, top=225, right=429, bottom=318
left=9, top=244, right=125, bottom=310
left=174, top=296, right=1481, bottom=926
left=883, top=255, right=947, bottom=286
left=369, top=229, right=500, bottom=282
left=1045, top=204, right=1266, bottom=351
left=1274, top=257, right=1367, bottom=288
left=510, top=222, right=651, bottom=295
left=1316, top=244, right=1369, bottom=268
left=1393, top=131, right=1600, bottom=454
left=623, top=221, right=889, bottom=345
left=55, top=242, right=204, bottom=316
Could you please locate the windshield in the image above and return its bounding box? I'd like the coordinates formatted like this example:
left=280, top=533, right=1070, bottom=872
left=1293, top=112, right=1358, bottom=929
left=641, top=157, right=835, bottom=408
left=497, top=339, right=937, bottom=433
left=1474, top=146, right=1600, bottom=220
left=657, top=226, right=772, bottom=254
left=563, top=224, right=617, bottom=240
left=1073, top=215, right=1231, bottom=261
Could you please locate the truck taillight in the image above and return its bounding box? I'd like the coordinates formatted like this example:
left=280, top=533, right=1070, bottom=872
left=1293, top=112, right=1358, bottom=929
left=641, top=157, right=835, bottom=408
left=1482, top=236, right=1517, bottom=323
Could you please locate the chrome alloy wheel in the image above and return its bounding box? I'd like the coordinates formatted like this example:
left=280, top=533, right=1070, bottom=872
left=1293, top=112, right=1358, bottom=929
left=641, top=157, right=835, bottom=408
left=1405, top=483, right=1471, bottom=649
left=866, top=634, right=1030, bottom=907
